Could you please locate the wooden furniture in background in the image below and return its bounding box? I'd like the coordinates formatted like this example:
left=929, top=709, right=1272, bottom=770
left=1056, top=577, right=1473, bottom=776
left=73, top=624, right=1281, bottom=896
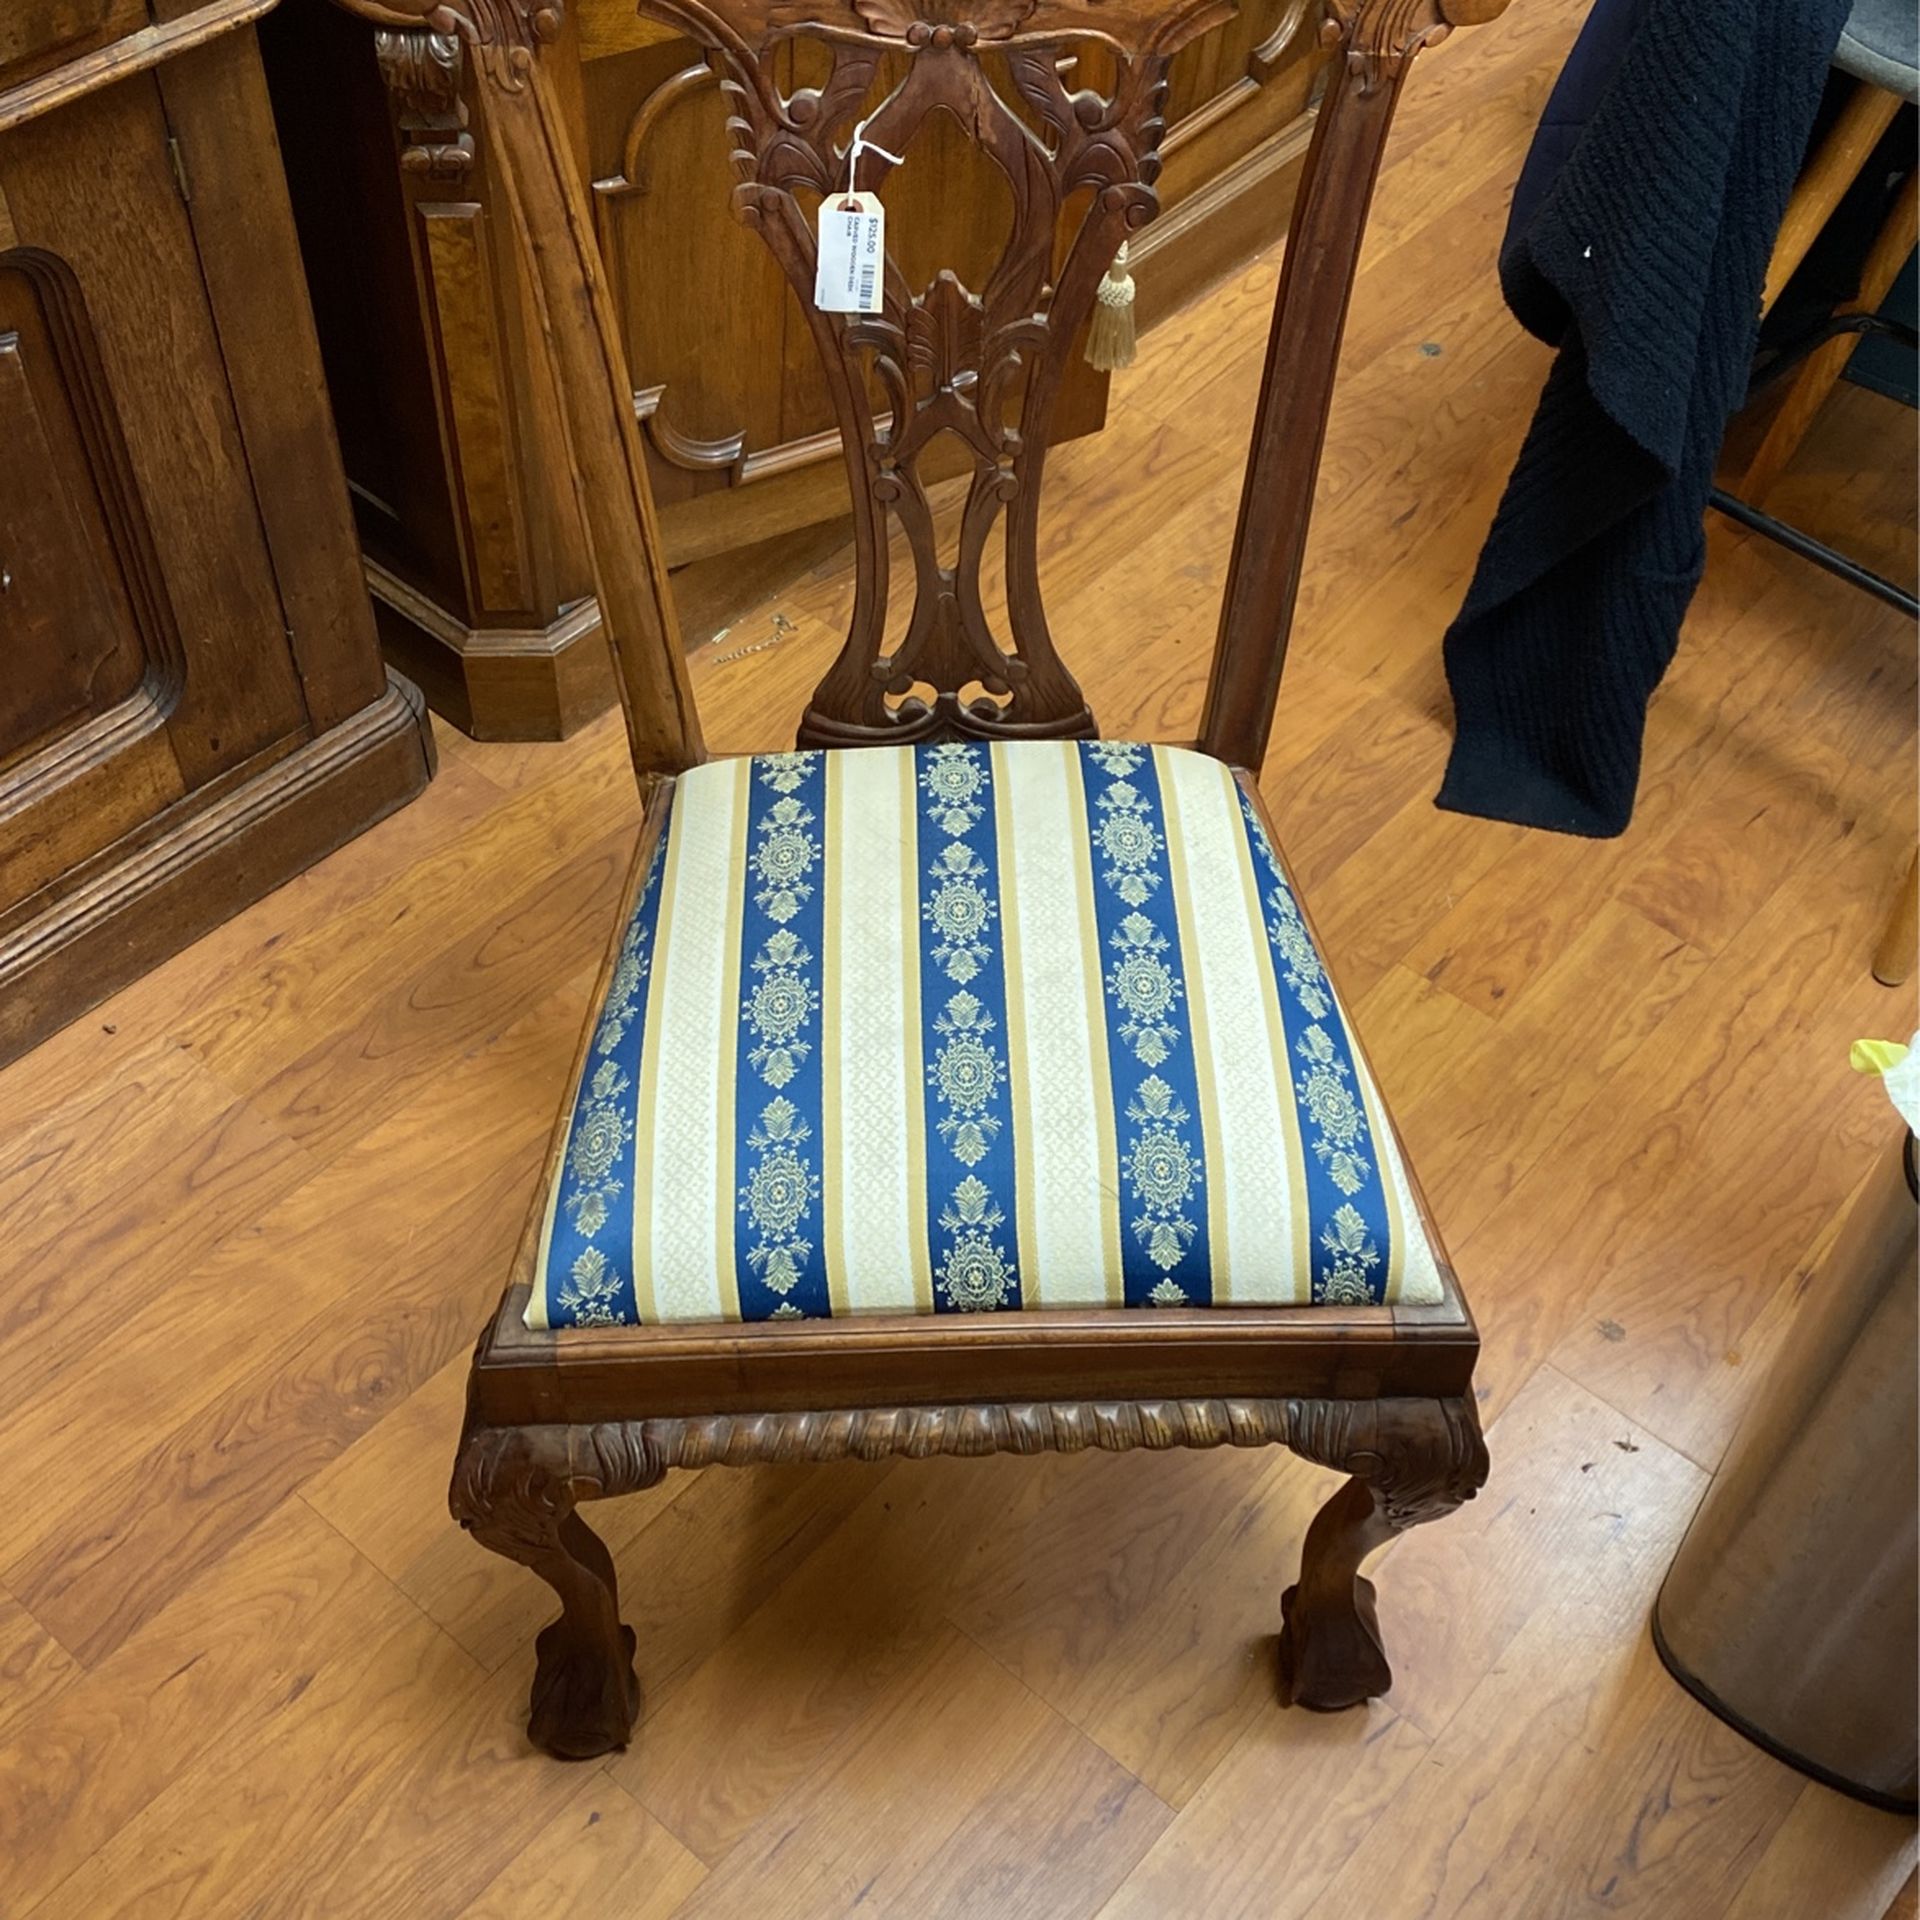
left=1742, top=167, right=1917, bottom=509
left=1733, top=55, right=1916, bottom=988
left=332, top=0, right=1504, bottom=1764
left=266, top=0, right=1334, bottom=739
left=1739, top=42, right=1917, bottom=512
left=1749, top=79, right=1905, bottom=338
left=0, top=0, right=435, bottom=1069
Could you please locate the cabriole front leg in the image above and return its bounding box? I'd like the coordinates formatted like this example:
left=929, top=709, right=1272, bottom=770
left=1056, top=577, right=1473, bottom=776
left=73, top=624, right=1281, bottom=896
left=449, top=1422, right=663, bottom=1758
left=1279, top=1394, right=1488, bottom=1711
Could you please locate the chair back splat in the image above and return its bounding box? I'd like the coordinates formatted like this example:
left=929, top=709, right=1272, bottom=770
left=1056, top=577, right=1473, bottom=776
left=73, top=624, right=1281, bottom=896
left=338, top=0, right=1506, bottom=776
left=663, top=0, right=1217, bottom=751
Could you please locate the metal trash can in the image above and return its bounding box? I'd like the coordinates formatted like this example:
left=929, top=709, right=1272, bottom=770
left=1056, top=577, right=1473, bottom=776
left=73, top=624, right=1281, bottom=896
left=1654, top=1133, right=1918, bottom=1812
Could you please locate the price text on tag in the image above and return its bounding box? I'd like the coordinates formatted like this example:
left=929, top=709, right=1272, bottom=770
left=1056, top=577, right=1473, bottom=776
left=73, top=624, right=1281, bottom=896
left=815, top=193, right=885, bottom=314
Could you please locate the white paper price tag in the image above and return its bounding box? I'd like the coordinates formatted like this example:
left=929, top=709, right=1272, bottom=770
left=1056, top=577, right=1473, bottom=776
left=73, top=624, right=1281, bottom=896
left=815, top=193, right=885, bottom=314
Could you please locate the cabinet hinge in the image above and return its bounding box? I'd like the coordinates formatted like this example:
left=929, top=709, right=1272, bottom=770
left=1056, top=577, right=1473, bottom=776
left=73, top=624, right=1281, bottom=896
left=167, top=135, right=192, bottom=206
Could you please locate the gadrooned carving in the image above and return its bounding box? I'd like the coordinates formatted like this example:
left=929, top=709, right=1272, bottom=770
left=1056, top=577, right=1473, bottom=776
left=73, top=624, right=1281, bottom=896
left=453, top=1392, right=1488, bottom=1487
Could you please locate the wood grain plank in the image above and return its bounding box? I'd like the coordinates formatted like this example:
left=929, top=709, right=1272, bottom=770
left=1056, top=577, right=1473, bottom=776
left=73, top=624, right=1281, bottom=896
left=1537, top=819, right=1918, bottom=1465
left=1717, top=1784, right=1916, bottom=1920
left=0, top=1498, right=411, bottom=1916
left=667, top=1629, right=1170, bottom=1920
left=1644, top=1156, right=1875, bottom=1487
left=228, top=1660, right=623, bottom=1918
left=1363, top=900, right=1713, bottom=1246
left=174, top=742, right=639, bottom=1095
left=0, top=747, right=501, bottom=1143
left=1302, top=794, right=1527, bottom=1006
left=610, top=1455, right=1052, bottom=1859
left=1439, top=794, right=1917, bottom=1454
left=0, top=1038, right=315, bottom=1446
left=1369, top=1364, right=1706, bottom=1741
left=2, top=1152, right=534, bottom=1665
left=0, top=974, right=598, bottom=1654
left=456, top=1775, right=708, bottom=1920
left=236, top=830, right=637, bottom=1162
left=872, top=1671, right=1173, bottom=1920
left=940, top=1444, right=1326, bottom=1806
left=1308, top=1600, right=1806, bottom=1920
left=0, top=1585, right=80, bottom=1745
left=32, top=1589, right=482, bottom=1920
left=1097, top=1707, right=1429, bottom=1920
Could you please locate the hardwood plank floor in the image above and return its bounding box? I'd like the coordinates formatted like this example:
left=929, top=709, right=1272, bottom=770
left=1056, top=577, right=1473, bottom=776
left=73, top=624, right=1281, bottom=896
left=1, top=3, right=1914, bottom=1911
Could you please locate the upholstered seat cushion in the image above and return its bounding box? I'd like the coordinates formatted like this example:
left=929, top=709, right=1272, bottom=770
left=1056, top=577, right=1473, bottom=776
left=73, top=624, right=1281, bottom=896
left=530, top=742, right=1442, bottom=1327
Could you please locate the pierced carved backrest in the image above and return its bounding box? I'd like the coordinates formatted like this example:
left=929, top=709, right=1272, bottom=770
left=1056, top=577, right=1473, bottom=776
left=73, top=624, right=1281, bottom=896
left=330, top=0, right=1504, bottom=778
left=643, top=0, right=1230, bottom=747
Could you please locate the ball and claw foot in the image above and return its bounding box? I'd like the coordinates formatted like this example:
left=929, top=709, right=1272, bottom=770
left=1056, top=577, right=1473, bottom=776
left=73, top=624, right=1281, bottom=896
left=528, top=1618, right=641, bottom=1760
left=1277, top=1574, right=1393, bottom=1710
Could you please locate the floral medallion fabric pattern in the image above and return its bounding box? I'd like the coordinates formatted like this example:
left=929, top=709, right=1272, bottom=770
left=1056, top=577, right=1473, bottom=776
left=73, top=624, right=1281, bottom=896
left=529, top=742, right=1441, bottom=1328
left=1236, top=794, right=1397, bottom=1305
left=915, top=745, right=1017, bottom=1311
left=734, top=753, right=830, bottom=1317
left=543, top=826, right=672, bottom=1326
left=1079, top=742, right=1208, bottom=1305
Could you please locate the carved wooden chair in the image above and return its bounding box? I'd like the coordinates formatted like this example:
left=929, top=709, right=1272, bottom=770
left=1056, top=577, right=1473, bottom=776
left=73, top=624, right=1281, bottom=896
left=336, top=0, right=1507, bottom=1760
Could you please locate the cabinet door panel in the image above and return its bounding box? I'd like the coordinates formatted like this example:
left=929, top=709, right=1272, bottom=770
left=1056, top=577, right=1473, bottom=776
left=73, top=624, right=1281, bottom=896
left=0, top=254, right=186, bottom=911
left=0, top=73, right=309, bottom=789
left=0, top=16, right=433, bottom=1063
left=0, top=283, right=148, bottom=760
left=1160, top=0, right=1319, bottom=177
left=579, top=32, right=1112, bottom=555
left=586, top=42, right=828, bottom=513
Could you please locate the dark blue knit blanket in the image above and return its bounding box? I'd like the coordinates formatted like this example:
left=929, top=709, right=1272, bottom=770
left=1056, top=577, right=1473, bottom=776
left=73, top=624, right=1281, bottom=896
left=1436, top=0, right=1852, bottom=838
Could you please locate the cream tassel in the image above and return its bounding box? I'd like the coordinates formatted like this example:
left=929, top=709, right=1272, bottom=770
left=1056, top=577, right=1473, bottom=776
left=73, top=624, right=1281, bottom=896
left=1085, top=239, right=1137, bottom=371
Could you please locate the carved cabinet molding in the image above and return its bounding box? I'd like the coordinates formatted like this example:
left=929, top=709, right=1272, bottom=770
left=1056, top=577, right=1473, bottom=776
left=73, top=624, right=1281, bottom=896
left=262, top=0, right=1330, bottom=739
left=0, top=1, right=435, bottom=1067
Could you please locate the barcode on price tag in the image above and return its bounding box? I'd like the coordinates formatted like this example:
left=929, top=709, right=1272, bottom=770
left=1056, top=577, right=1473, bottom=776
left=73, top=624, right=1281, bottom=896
left=815, top=193, right=885, bottom=314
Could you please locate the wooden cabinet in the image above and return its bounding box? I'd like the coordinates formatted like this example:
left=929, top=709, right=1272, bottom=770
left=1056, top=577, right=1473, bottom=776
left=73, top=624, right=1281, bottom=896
left=263, top=0, right=1329, bottom=738
left=0, top=0, right=435, bottom=1067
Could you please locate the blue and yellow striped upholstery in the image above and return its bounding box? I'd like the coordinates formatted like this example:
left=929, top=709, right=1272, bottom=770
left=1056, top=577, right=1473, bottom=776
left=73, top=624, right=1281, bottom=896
left=530, top=742, right=1441, bottom=1327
